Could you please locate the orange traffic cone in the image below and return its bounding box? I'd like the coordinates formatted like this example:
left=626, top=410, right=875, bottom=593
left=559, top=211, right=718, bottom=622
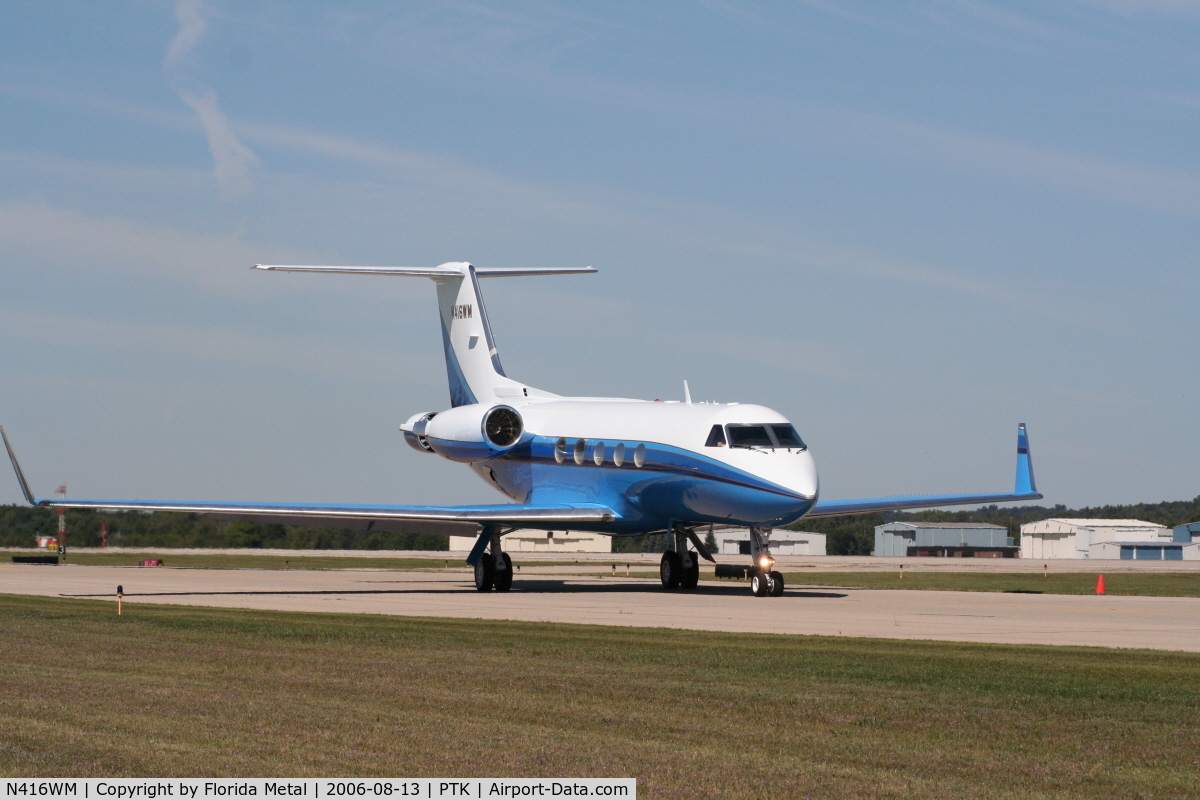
left=1095, top=574, right=1106, bottom=595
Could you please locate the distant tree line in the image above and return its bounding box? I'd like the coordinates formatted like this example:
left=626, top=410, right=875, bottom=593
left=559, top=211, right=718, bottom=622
left=0, top=505, right=448, bottom=551
left=3, top=494, right=1198, bottom=555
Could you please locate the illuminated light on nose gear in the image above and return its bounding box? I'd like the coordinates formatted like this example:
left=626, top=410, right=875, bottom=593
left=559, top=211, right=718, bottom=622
left=758, top=556, right=774, bottom=569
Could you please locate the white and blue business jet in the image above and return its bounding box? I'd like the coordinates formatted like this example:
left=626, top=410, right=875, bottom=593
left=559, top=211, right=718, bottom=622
left=2, top=263, right=1041, bottom=596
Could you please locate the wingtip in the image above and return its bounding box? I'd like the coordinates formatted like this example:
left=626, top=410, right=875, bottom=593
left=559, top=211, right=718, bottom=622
left=1, top=426, right=38, bottom=505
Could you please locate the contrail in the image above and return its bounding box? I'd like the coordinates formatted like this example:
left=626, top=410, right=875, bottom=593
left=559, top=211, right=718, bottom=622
left=165, top=0, right=258, bottom=196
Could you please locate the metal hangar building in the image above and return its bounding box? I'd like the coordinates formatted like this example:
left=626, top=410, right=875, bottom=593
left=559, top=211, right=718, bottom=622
left=874, top=521, right=1016, bottom=557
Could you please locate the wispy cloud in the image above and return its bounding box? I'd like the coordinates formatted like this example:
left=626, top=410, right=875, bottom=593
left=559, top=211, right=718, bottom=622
left=176, top=87, right=260, bottom=195
left=164, top=0, right=208, bottom=70
left=0, top=307, right=415, bottom=385
left=1067, top=0, right=1200, bottom=19
left=164, top=0, right=259, bottom=196
left=775, top=103, right=1200, bottom=220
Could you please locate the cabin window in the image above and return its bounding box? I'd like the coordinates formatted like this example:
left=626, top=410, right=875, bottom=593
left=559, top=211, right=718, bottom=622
left=593, top=442, right=606, bottom=466
left=705, top=424, right=727, bottom=447
left=633, top=443, right=646, bottom=468
left=554, top=437, right=567, bottom=464
left=613, top=443, right=626, bottom=467
left=573, top=439, right=586, bottom=465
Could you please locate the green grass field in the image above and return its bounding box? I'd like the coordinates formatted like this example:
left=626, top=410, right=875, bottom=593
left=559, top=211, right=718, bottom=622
left=2, top=595, right=1198, bottom=798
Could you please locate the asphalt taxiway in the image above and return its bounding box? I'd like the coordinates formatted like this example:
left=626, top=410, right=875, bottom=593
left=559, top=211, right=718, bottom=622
left=4, top=562, right=1199, bottom=652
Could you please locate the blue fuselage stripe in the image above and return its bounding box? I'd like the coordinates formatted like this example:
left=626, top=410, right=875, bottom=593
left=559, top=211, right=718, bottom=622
left=438, top=434, right=815, bottom=532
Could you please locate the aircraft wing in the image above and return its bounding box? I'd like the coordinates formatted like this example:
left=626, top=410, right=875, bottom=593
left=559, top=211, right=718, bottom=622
left=30, top=500, right=615, bottom=537
left=805, top=423, right=1041, bottom=518
left=1, top=427, right=615, bottom=537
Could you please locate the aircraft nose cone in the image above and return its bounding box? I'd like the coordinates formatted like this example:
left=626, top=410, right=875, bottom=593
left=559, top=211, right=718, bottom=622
left=749, top=449, right=818, bottom=503
left=787, top=451, right=819, bottom=499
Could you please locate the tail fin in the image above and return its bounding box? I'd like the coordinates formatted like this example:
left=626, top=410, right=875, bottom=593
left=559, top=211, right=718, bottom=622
left=1014, top=423, right=1037, bottom=495
left=254, top=262, right=595, bottom=406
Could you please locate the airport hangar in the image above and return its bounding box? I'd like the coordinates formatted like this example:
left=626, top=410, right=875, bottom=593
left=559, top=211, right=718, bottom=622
left=713, top=528, right=826, bottom=556
left=1020, top=518, right=1200, bottom=560
left=874, top=521, right=1017, bottom=557
left=450, top=529, right=612, bottom=553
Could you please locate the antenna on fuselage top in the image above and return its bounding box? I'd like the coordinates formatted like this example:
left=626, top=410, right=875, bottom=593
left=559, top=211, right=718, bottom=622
left=684, top=380, right=692, bottom=406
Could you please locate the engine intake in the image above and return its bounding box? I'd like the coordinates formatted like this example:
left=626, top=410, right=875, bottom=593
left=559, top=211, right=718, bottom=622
left=484, top=406, right=523, bottom=448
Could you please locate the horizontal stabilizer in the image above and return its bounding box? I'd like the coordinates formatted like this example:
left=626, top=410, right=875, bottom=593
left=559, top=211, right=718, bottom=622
left=253, top=264, right=596, bottom=278
left=254, top=261, right=594, bottom=407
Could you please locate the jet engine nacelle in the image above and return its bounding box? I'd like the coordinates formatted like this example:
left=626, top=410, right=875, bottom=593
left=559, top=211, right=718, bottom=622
left=400, top=411, right=439, bottom=453
left=418, top=403, right=524, bottom=462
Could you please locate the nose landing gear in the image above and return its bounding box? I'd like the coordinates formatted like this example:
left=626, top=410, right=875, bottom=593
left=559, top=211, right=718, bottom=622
left=747, top=526, right=785, bottom=598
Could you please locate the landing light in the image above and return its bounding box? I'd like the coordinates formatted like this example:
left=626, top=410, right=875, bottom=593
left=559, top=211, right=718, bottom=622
left=758, top=556, right=774, bottom=569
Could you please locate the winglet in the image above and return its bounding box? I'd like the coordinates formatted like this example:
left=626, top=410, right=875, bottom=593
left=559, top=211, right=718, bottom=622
left=1015, top=423, right=1037, bottom=495
left=0, top=427, right=39, bottom=505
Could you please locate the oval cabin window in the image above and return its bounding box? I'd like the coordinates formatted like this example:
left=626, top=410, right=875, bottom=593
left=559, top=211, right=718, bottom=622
left=613, top=443, right=626, bottom=467
left=573, top=439, right=586, bottom=465
left=593, top=442, right=606, bottom=465
left=633, top=443, right=646, bottom=468
left=554, top=438, right=567, bottom=464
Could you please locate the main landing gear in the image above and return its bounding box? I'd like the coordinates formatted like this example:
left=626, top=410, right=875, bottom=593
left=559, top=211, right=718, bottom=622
left=470, top=528, right=513, bottom=592
left=659, top=525, right=711, bottom=591
left=659, top=549, right=699, bottom=590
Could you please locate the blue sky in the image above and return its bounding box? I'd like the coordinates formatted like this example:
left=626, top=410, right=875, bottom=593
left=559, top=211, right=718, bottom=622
left=1, top=1, right=1197, bottom=510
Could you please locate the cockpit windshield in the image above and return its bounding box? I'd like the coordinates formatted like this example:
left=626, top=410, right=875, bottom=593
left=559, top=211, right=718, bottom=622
left=771, top=425, right=805, bottom=448
left=720, top=423, right=807, bottom=450
left=727, top=425, right=774, bottom=448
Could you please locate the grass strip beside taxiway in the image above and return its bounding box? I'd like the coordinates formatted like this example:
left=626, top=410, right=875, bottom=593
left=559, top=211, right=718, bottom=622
left=1, top=594, right=1198, bottom=798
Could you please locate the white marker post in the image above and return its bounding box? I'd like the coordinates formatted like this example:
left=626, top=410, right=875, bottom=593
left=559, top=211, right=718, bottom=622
left=117, top=584, right=123, bottom=615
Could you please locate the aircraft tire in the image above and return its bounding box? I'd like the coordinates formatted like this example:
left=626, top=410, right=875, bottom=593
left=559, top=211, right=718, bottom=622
left=494, top=553, right=513, bottom=592
left=769, top=570, right=784, bottom=597
left=681, top=558, right=700, bottom=590
left=751, top=571, right=769, bottom=597
left=660, top=551, right=682, bottom=589
left=474, top=558, right=495, bottom=591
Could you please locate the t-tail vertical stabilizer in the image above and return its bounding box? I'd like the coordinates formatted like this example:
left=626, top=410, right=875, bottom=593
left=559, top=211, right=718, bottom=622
left=1015, top=422, right=1037, bottom=496
left=252, top=262, right=595, bottom=406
